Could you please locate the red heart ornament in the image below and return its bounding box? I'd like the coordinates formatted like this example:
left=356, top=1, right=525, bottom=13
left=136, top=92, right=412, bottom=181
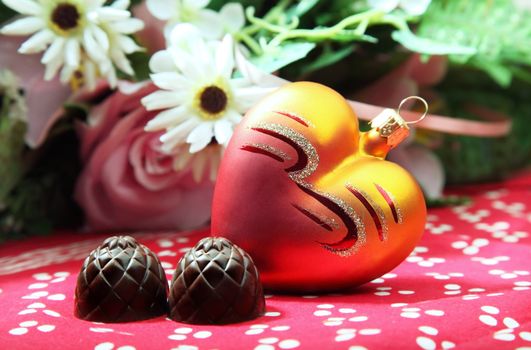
left=212, top=82, right=426, bottom=292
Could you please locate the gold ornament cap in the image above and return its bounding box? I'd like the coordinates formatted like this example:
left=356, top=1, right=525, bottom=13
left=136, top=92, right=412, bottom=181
left=369, top=96, right=428, bottom=149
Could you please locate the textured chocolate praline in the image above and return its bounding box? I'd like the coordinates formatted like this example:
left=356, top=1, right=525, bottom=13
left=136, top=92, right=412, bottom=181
left=74, top=236, right=168, bottom=322
left=169, top=237, right=265, bottom=324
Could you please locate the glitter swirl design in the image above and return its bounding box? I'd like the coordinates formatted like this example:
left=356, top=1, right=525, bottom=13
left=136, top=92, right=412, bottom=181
left=251, top=122, right=319, bottom=183
left=241, top=143, right=291, bottom=162
left=346, top=184, right=388, bottom=242
left=249, top=116, right=367, bottom=257
left=292, top=204, right=340, bottom=231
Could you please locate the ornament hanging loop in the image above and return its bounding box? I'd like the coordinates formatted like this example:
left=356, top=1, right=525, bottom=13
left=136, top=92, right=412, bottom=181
left=398, top=96, right=428, bottom=125
left=367, top=95, right=429, bottom=150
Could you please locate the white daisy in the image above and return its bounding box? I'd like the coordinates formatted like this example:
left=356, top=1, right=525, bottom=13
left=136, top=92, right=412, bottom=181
left=0, top=0, right=144, bottom=88
left=368, top=0, right=432, bottom=16
left=146, top=0, right=244, bottom=40
left=142, top=23, right=277, bottom=155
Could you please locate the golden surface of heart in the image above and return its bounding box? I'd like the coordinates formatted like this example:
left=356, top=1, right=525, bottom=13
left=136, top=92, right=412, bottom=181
left=212, top=82, right=426, bottom=292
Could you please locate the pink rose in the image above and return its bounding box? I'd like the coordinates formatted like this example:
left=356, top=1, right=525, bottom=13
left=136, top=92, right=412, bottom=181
left=74, top=82, right=214, bottom=231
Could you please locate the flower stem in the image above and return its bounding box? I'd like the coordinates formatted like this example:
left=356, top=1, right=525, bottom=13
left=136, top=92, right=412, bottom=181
left=267, top=9, right=384, bottom=47
left=234, top=31, right=262, bottom=55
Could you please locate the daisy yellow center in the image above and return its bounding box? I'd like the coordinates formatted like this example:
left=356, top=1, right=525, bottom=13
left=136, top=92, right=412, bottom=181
left=49, top=2, right=84, bottom=35
left=195, top=85, right=229, bottom=120
left=52, top=4, right=80, bottom=30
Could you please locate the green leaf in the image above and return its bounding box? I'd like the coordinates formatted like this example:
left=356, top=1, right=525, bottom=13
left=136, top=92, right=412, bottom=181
left=126, top=51, right=151, bottom=81
left=327, top=29, right=377, bottom=43
left=287, top=0, right=320, bottom=18
left=209, top=0, right=266, bottom=12
left=410, top=0, right=531, bottom=86
left=471, top=59, right=512, bottom=87
left=250, top=42, right=316, bottom=73
left=392, top=29, right=476, bottom=56
left=0, top=3, right=16, bottom=24
left=300, top=44, right=354, bottom=74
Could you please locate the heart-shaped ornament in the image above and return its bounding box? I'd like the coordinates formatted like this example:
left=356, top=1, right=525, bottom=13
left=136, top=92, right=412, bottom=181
left=212, top=82, right=426, bottom=292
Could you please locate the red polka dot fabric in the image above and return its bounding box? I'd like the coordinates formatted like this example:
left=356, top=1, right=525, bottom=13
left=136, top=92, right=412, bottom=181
left=1, top=172, right=530, bottom=350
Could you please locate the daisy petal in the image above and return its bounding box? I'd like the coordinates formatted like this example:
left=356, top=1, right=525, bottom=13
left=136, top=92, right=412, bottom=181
left=368, top=0, right=399, bottom=12
left=3, top=0, right=41, bottom=15
left=111, top=0, right=130, bottom=10
left=187, top=122, right=214, bottom=146
left=145, top=105, right=189, bottom=131
left=188, top=134, right=214, bottom=154
left=60, top=65, right=76, bottom=84
left=149, top=50, right=177, bottom=73
left=146, top=0, right=176, bottom=20
left=233, top=85, right=275, bottom=111
left=43, top=55, right=63, bottom=81
left=82, top=29, right=106, bottom=62
left=150, top=72, right=188, bottom=90
left=400, top=0, right=432, bottom=16
left=95, top=7, right=131, bottom=21
left=111, top=48, right=134, bottom=75
left=84, top=60, right=97, bottom=90
left=65, top=39, right=80, bottom=68
left=169, top=46, right=205, bottom=81
left=216, top=35, right=235, bottom=78
left=41, top=37, right=65, bottom=64
left=223, top=109, right=243, bottom=124
left=213, top=119, right=233, bottom=145
left=220, top=3, right=245, bottom=33
left=0, top=17, right=44, bottom=35
left=184, top=0, right=209, bottom=9
left=193, top=10, right=223, bottom=39
left=91, top=25, right=110, bottom=51
left=117, top=35, right=142, bottom=54
left=111, top=18, right=144, bottom=34
left=141, top=90, right=185, bottom=110
left=160, top=118, right=200, bottom=151
left=19, top=29, right=54, bottom=54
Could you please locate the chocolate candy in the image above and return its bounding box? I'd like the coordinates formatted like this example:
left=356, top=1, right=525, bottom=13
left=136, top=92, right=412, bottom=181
left=74, top=236, right=168, bottom=322
left=169, top=237, right=265, bottom=324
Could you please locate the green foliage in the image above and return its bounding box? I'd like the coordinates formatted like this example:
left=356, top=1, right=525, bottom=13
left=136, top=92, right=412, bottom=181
left=394, top=0, right=531, bottom=87
left=127, top=51, right=151, bottom=81
left=0, top=2, right=16, bottom=24
left=434, top=68, right=531, bottom=184
left=0, top=72, right=26, bottom=204
left=0, top=111, right=83, bottom=242
left=250, top=42, right=316, bottom=73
